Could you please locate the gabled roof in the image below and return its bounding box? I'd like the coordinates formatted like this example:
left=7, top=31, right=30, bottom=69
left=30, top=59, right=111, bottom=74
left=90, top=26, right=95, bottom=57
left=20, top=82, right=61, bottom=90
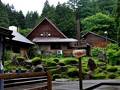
left=82, top=32, right=117, bottom=43
left=12, top=30, right=34, bottom=45
left=27, top=17, right=67, bottom=38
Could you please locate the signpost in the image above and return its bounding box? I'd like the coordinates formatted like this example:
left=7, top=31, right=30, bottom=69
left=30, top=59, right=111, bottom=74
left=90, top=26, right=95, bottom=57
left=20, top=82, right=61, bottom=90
left=73, top=49, right=86, bottom=90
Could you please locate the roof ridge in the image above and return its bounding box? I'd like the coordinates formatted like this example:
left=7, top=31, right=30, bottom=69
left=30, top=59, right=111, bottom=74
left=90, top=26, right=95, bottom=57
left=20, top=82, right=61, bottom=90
left=27, top=17, right=67, bottom=38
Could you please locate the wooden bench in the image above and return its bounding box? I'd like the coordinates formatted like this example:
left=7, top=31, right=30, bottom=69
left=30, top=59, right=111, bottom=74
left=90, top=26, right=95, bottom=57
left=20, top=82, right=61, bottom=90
left=0, top=71, right=52, bottom=90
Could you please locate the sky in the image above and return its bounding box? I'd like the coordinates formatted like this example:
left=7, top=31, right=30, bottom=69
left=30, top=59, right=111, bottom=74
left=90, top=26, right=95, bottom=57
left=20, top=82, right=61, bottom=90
left=1, top=0, right=68, bottom=15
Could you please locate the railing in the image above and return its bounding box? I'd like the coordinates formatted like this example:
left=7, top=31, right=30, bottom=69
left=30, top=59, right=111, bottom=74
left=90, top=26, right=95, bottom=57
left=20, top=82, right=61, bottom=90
left=0, top=71, right=52, bottom=90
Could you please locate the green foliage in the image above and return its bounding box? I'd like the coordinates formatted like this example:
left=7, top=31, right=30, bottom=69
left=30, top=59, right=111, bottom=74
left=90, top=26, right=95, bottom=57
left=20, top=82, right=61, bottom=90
left=0, top=1, right=9, bottom=27
left=93, top=73, right=106, bottom=79
left=67, top=67, right=78, bottom=77
left=50, top=69, right=60, bottom=75
left=16, top=56, right=25, bottom=62
left=25, top=11, right=39, bottom=29
left=19, top=29, right=32, bottom=36
left=92, top=48, right=103, bottom=57
left=81, top=13, right=116, bottom=39
left=107, top=66, right=118, bottom=72
left=52, top=74, right=61, bottom=80
left=61, top=58, right=78, bottom=65
left=46, top=61, right=57, bottom=67
left=53, top=58, right=59, bottom=63
left=107, top=44, right=120, bottom=65
left=3, top=50, right=14, bottom=61
left=31, top=57, right=42, bottom=66
left=108, top=73, right=117, bottom=79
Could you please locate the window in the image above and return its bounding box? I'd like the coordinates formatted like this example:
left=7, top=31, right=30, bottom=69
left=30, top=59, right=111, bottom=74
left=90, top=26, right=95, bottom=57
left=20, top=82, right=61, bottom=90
left=40, top=32, right=51, bottom=37
left=51, top=43, right=61, bottom=49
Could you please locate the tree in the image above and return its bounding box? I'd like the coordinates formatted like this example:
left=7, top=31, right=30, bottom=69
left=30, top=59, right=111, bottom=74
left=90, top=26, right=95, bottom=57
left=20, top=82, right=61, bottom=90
left=41, top=0, right=56, bottom=21
left=16, top=11, right=26, bottom=29
left=115, top=0, right=120, bottom=44
left=55, top=3, right=76, bottom=38
left=25, top=11, right=39, bottom=29
left=96, top=0, right=117, bottom=15
left=81, top=13, right=116, bottom=40
left=6, top=4, right=18, bottom=26
left=0, top=1, right=9, bottom=27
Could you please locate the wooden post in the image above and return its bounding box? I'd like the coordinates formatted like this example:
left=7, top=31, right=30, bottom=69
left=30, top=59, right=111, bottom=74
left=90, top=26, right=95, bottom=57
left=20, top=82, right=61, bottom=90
left=46, top=71, right=52, bottom=90
left=78, top=57, right=83, bottom=90
left=0, top=36, right=4, bottom=90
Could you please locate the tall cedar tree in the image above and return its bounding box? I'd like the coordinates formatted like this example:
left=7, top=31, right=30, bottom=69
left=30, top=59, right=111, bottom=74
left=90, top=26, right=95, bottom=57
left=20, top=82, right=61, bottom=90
left=25, top=11, right=39, bottom=29
left=0, top=0, right=9, bottom=27
left=115, top=0, right=120, bottom=44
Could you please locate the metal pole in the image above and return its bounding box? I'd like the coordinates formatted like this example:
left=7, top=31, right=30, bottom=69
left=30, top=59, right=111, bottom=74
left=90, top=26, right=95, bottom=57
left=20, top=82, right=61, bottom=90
left=0, top=36, right=4, bottom=90
left=78, top=57, right=83, bottom=90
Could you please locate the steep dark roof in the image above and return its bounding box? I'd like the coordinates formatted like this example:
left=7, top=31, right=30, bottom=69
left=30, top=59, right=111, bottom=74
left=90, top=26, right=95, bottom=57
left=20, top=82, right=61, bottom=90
left=27, top=17, right=67, bottom=38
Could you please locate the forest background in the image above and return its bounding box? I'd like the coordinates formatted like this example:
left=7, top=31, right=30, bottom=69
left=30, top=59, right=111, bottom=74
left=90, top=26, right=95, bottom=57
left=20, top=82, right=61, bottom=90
left=0, top=0, right=120, bottom=43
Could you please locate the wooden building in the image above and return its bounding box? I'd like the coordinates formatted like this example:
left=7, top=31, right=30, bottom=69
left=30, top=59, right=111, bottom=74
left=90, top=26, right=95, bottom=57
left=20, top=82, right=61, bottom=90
left=10, top=30, right=34, bottom=57
left=27, top=18, right=77, bottom=55
left=0, top=27, right=34, bottom=57
left=82, top=32, right=116, bottom=48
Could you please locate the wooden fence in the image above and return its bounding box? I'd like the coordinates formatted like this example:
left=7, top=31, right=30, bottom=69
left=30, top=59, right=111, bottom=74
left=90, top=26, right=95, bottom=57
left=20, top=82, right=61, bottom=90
left=0, top=71, right=52, bottom=90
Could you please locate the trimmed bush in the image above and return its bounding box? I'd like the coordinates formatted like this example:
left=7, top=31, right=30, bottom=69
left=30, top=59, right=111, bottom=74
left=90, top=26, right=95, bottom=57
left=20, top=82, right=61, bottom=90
left=67, top=67, right=78, bottom=77
left=53, top=59, right=59, bottom=63
left=58, top=62, right=65, bottom=66
left=46, top=61, right=57, bottom=67
left=62, top=58, right=78, bottom=65
left=16, top=56, right=25, bottom=62
left=108, top=73, right=117, bottom=79
left=50, top=69, right=60, bottom=75
left=31, top=57, right=42, bottom=66
left=93, top=73, right=106, bottom=79
left=107, top=66, right=118, bottom=72
left=52, top=74, right=61, bottom=80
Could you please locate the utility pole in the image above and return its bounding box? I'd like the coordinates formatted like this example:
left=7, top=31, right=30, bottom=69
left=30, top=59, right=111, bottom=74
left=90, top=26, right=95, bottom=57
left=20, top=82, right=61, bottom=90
left=75, top=1, right=83, bottom=90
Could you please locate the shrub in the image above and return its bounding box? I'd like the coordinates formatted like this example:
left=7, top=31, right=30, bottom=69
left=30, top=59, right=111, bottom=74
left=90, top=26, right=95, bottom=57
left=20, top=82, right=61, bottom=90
left=62, top=58, right=78, bottom=65
left=4, top=51, right=14, bottom=61
left=52, top=74, right=61, bottom=80
left=67, top=67, right=78, bottom=77
left=107, top=66, right=118, bottom=72
left=91, top=48, right=103, bottom=57
left=16, top=56, right=25, bottom=62
left=31, top=57, right=42, bottom=66
left=50, top=69, right=60, bottom=75
left=53, top=59, right=59, bottom=63
left=46, top=61, right=57, bottom=67
left=93, top=73, right=106, bottom=79
left=108, top=73, right=117, bottom=79
left=58, top=62, right=65, bottom=66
